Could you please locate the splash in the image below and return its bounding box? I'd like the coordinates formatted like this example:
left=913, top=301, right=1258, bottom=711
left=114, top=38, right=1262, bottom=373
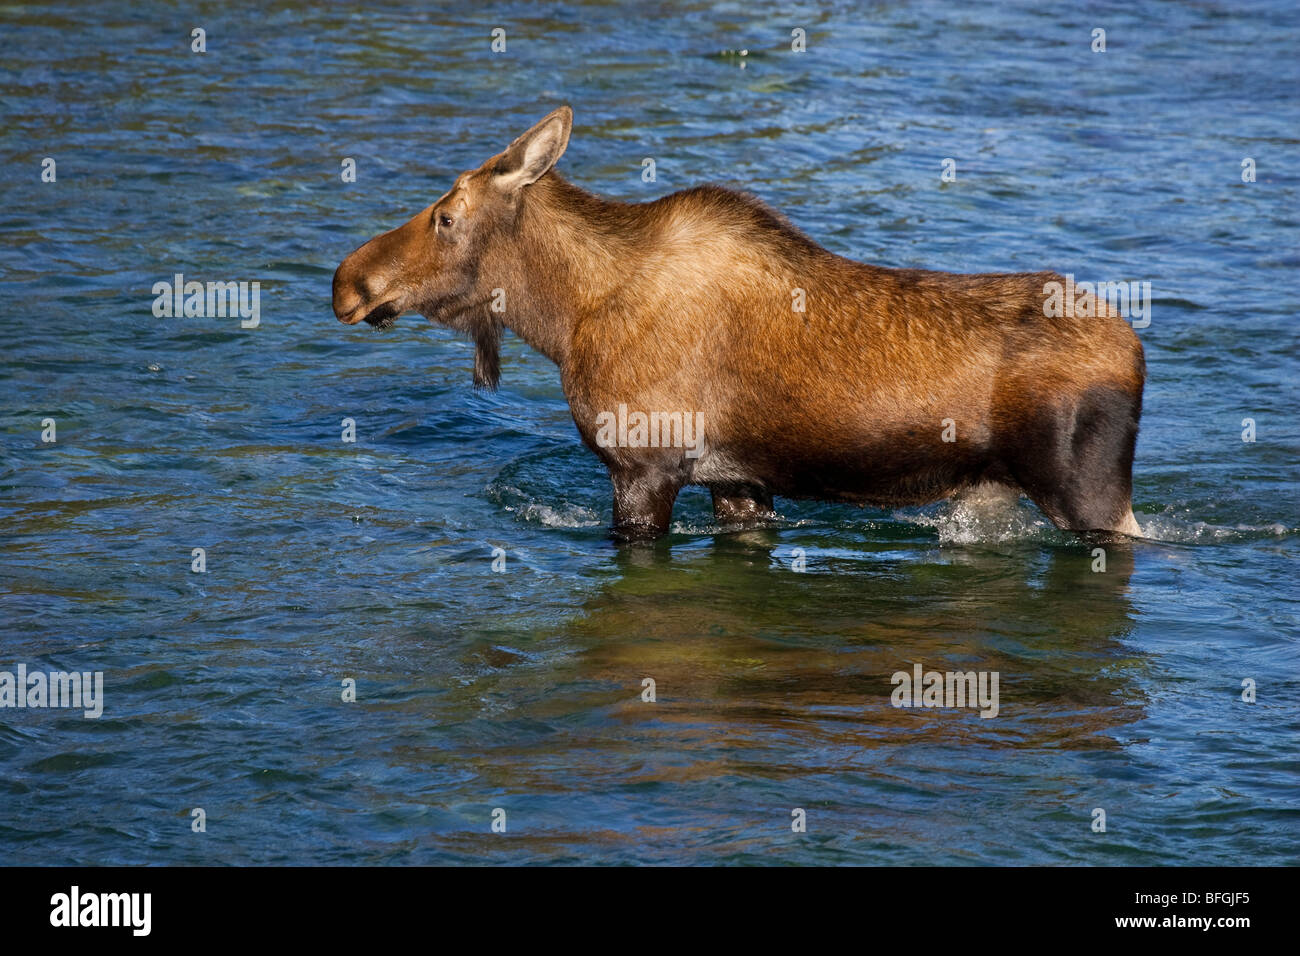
left=1133, top=505, right=1290, bottom=544
left=896, top=484, right=1059, bottom=545
left=898, top=490, right=1293, bottom=546
left=488, top=483, right=602, bottom=528
left=511, top=501, right=602, bottom=529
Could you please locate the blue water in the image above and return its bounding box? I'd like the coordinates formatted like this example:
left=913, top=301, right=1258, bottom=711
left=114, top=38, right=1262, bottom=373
left=1, top=0, right=1297, bottom=864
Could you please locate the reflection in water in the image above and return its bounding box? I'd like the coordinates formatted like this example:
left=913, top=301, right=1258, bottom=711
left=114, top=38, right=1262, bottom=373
left=424, top=533, right=1148, bottom=861
left=574, top=536, right=1144, bottom=750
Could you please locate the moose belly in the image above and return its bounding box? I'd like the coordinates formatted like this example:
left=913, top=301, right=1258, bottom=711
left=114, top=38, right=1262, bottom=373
left=690, top=424, right=997, bottom=508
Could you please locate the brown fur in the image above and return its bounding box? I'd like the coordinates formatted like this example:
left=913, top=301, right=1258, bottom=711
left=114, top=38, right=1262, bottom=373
left=333, top=106, right=1145, bottom=541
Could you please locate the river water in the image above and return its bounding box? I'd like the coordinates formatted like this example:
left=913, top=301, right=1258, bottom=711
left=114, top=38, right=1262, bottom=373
left=1, top=1, right=1297, bottom=864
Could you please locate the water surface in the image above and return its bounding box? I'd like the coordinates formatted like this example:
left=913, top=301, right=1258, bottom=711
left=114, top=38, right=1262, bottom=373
left=1, top=0, right=1297, bottom=864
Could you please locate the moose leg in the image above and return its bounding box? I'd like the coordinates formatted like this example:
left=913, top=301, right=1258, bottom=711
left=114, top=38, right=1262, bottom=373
left=711, top=485, right=775, bottom=524
left=1009, top=384, right=1143, bottom=539
left=610, top=466, right=683, bottom=542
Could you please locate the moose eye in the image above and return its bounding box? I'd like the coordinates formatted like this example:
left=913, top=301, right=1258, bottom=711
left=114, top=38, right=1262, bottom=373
left=438, top=213, right=454, bottom=228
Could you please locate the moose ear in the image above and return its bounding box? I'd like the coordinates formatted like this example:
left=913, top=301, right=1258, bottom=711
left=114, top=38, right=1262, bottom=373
left=492, top=105, right=572, bottom=192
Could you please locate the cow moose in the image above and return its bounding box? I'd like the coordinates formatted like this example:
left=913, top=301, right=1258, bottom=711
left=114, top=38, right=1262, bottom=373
left=332, top=106, right=1145, bottom=542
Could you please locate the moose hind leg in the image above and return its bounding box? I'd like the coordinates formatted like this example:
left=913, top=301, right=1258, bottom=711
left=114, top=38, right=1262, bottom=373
left=1009, top=384, right=1142, bottom=538
left=711, top=485, right=775, bottom=524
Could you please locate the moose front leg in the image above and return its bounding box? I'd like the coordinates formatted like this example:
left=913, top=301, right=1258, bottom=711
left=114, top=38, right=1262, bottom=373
left=610, top=466, right=683, bottom=542
left=711, top=485, right=775, bottom=524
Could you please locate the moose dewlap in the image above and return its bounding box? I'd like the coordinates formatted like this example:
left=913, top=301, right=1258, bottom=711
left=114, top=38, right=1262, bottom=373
left=332, top=106, right=1145, bottom=541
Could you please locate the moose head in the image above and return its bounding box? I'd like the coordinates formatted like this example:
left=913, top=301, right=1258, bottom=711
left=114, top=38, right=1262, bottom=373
left=332, top=106, right=574, bottom=388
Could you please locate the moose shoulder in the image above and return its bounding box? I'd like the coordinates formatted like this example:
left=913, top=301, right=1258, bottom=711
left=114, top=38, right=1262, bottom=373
left=333, top=106, right=1145, bottom=542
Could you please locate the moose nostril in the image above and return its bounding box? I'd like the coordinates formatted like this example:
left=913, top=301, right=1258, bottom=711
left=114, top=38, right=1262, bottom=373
left=332, top=266, right=363, bottom=320
left=333, top=288, right=360, bottom=321
left=333, top=243, right=390, bottom=321
left=335, top=299, right=357, bottom=321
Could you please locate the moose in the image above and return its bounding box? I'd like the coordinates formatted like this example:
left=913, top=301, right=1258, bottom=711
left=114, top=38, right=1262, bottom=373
left=333, top=106, right=1145, bottom=542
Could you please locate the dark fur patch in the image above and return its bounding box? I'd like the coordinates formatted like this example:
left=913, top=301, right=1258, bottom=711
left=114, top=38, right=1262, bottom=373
left=472, top=316, right=502, bottom=390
